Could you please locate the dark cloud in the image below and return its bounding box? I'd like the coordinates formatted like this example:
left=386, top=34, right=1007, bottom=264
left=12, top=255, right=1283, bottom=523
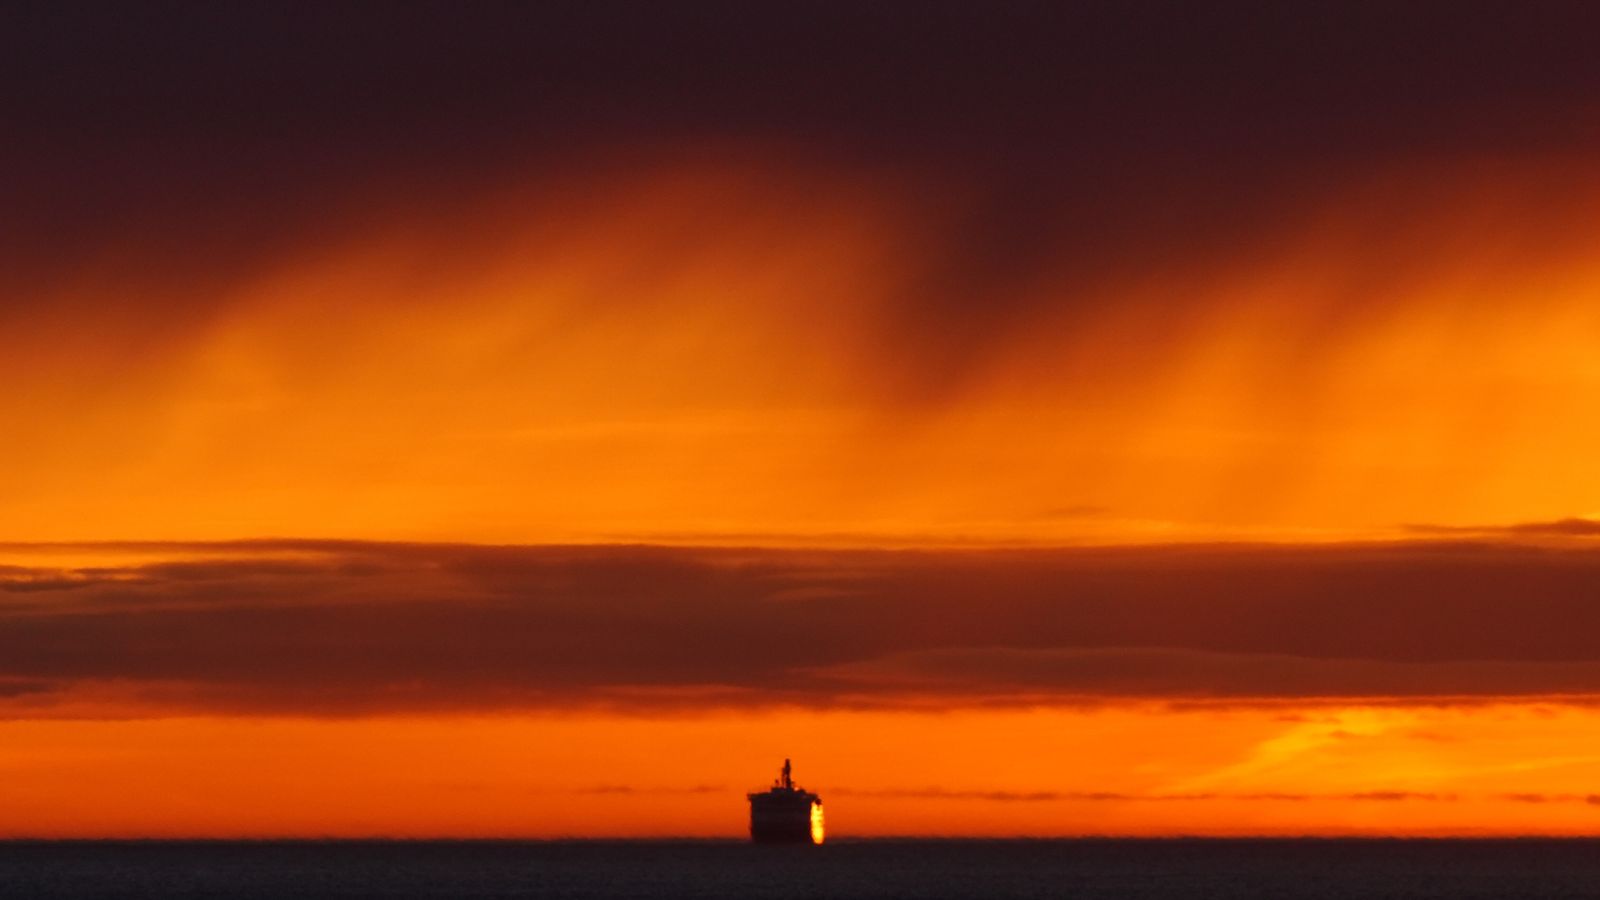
left=8, top=2, right=1600, bottom=393
left=6, top=540, right=1600, bottom=715
left=0, top=678, right=59, bottom=699
left=817, top=648, right=1600, bottom=703
left=12, top=2, right=1600, bottom=169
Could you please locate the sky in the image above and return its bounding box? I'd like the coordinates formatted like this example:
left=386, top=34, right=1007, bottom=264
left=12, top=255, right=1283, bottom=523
left=6, top=1, right=1600, bottom=836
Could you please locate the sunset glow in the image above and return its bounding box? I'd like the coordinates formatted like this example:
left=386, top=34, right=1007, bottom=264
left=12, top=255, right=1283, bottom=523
left=10, top=705, right=1600, bottom=838
left=9, top=2, right=1600, bottom=841
left=10, top=158, right=1600, bottom=547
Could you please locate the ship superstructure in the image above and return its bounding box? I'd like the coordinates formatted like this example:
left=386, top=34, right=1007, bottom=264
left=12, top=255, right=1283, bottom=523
left=747, top=759, right=824, bottom=844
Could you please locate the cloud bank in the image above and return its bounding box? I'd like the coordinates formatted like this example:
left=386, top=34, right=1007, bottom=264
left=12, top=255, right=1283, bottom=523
left=6, top=539, right=1600, bottom=717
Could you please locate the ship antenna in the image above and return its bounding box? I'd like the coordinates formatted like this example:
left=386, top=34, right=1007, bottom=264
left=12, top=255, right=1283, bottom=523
left=783, top=758, right=792, bottom=790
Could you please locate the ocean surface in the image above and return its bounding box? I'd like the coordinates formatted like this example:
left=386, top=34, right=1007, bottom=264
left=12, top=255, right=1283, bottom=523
left=3, top=839, right=1599, bottom=899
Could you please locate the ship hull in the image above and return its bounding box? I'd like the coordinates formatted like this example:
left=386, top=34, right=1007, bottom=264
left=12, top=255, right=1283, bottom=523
left=748, top=792, right=821, bottom=844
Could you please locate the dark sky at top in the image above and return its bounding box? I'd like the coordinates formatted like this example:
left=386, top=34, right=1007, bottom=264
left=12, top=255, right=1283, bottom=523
left=6, top=1, right=1600, bottom=337
left=10, top=2, right=1600, bottom=151
left=10, top=2, right=1600, bottom=205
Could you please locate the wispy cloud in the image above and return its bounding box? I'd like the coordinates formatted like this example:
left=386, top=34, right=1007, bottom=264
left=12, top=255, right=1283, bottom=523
left=830, top=787, right=1459, bottom=803
left=571, top=784, right=726, bottom=796
left=1404, top=518, right=1600, bottom=539
left=1497, top=793, right=1600, bottom=805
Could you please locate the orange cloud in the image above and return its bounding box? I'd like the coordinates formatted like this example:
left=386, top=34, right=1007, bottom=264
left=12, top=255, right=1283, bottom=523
left=7, top=153, right=1600, bottom=546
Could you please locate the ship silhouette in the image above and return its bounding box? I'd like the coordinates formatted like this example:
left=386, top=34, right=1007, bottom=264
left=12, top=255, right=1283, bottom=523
left=747, top=758, right=824, bottom=844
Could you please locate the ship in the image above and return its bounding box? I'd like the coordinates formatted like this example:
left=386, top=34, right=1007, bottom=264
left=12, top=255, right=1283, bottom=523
left=747, top=758, right=824, bottom=844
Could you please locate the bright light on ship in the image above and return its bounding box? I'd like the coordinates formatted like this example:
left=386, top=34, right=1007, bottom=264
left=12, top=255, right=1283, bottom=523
left=810, top=802, right=825, bottom=845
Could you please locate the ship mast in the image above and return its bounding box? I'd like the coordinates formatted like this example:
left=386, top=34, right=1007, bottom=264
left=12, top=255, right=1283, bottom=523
left=782, top=758, right=793, bottom=790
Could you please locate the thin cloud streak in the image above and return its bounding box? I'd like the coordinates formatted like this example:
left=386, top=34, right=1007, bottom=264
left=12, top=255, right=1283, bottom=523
left=830, top=788, right=1458, bottom=803
left=1405, top=518, right=1600, bottom=538
left=1498, top=793, right=1600, bottom=805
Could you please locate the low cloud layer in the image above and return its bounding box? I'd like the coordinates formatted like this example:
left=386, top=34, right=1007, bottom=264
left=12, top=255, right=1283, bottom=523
left=5, top=539, right=1600, bottom=716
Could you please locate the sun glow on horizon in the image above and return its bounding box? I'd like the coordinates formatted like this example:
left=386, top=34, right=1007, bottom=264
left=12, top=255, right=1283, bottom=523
left=4, top=705, right=1600, bottom=838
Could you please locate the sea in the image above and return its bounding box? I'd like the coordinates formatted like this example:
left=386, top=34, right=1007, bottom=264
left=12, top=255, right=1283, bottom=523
left=2, top=839, right=1598, bottom=899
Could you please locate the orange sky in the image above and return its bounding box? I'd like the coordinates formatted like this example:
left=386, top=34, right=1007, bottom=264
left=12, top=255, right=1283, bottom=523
left=7, top=154, right=1600, bottom=834
left=7, top=155, right=1600, bottom=548
left=10, top=3, right=1600, bottom=839
left=10, top=705, right=1600, bottom=838
left=6, top=156, right=1600, bottom=835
